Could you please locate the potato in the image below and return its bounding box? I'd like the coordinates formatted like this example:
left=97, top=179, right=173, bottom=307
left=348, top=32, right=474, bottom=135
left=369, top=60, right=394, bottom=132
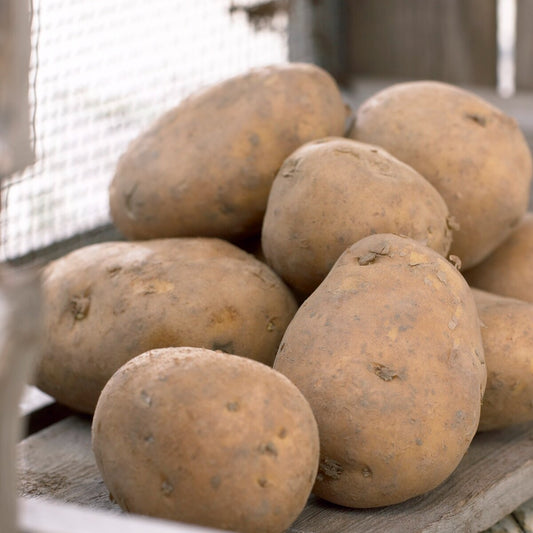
left=273, top=233, right=486, bottom=508
left=464, top=212, right=533, bottom=303
left=350, top=81, right=532, bottom=270
left=262, top=137, right=453, bottom=295
left=92, top=347, right=319, bottom=533
left=109, top=63, right=347, bottom=241
left=36, top=238, right=297, bottom=413
left=472, top=288, right=533, bottom=431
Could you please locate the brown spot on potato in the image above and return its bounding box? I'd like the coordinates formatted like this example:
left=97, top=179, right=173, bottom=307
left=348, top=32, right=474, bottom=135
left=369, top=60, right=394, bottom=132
left=226, top=401, right=239, bottom=412
left=319, top=457, right=343, bottom=480
left=361, top=466, right=373, bottom=478
left=140, top=390, right=152, bottom=407
left=259, top=442, right=278, bottom=457
left=210, top=475, right=221, bottom=489
left=278, top=427, right=287, bottom=439
left=464, top=112, right=486, bottom=127
left=372, top=362, right=400, bottom=382
left=106, top=265, right=122, bottom=276
left=161, top=480, right=174, bottom=496
left=70, top=295, right=90, bottom=320
left=123, top=182, right=139, bottom=220
left=257, top=478, right=268, bottom=488
left=358, top=252, right=377, bottom=266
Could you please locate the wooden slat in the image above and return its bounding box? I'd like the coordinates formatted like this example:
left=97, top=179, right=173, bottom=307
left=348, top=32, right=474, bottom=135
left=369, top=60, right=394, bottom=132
left=17, top=415, right=533, bottom=533
left=0, top=0, right=34, bottom=176
left=514, top=498, right=533, bottom=532
left=17, top=416, right=116, bottom=511
left=346, top=0, right=497, bottom=86
left=288, top=0, right=348, bottom=83
left=18, top=497, right=222, bottom=533
left=484, top=515, right=524, bottom=533
left=516, top=0, right=533, bottom=91
left=0, top=269, right=42, bottom=533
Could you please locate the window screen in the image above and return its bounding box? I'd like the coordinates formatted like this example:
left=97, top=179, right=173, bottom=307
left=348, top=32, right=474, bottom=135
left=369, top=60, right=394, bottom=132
left=1, top=0, right=288, bottom=260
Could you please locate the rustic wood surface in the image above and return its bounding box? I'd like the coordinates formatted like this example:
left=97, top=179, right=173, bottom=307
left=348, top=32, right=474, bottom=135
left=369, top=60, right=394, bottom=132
left=516, top=0, right=533, bottom=91
left=345, top=0, right=497, bottom=87
left=0, top=0, right=34, bottom=176
left=0, top=269, right=42, bottom=533
left=17, top=496, right=222, bottom=533
left=16, top=413, right=533, bottom=533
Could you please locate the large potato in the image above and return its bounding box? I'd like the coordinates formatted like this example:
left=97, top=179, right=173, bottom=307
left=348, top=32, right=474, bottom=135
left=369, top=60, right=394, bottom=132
left=109, top=63, right=347, bottom=241
left=464, top=212, right=533, bottom=303
left=274, top=234, right=486, bottom=508
left=350, top=81, right=532, bottom=269
left=92, top=347, right=319, bottom=533
left=262, top=137, right=453, bottom=295
left=472, top=288, right=533, bottom=431
left=36, top=238, right=297, bottom=413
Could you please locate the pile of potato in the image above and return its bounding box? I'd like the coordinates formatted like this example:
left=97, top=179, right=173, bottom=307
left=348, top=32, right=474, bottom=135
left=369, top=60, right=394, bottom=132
left=34, top=63, right=533, bottom=533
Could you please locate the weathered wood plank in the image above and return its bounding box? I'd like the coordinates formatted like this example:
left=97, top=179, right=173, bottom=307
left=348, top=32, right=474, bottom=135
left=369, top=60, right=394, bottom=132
left=0, top=269, right=42, bottom=533
left=346, top=0, right=497, bottom=86
left=514, top=498, right=533, bottom=532
left=17, top=416, right=117, bottom=511
left=17, top=415, right=533, bottom=533
left=516, top=0, right=533, bottom=91
left=0, top=0, right=34, bottom=176
left=18, top=496, right=222, bottom=533
left=484, top=515, right=524, bottom=533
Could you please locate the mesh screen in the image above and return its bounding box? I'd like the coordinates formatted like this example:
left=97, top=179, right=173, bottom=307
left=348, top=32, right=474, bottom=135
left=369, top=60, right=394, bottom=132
left=1, top=0, right=288, bottom=260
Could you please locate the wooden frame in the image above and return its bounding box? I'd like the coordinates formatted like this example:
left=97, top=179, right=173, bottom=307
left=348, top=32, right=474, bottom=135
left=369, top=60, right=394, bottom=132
left=0, top=0, right=34, bottom=178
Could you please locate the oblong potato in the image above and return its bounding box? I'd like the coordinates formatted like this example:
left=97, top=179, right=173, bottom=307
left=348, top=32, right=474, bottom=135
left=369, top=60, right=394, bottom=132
left=472, top=288, right=533, bottom=431
left=36, top=238, right=297, bottom=413
left=92, top=347, right=320, bottom=533
left=464, top=212, right=533, bottom=303
left=350, top=81, right=532, bottom=269
left=274, top=234, right=486, bottom=508
left=109, top=63, right=347, bottom=241
left=262, top=137, right=453, bottom=295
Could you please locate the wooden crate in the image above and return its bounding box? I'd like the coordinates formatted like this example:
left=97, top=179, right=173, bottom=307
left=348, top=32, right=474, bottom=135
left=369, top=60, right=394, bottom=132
left=14, top=386, right=533, bottom=533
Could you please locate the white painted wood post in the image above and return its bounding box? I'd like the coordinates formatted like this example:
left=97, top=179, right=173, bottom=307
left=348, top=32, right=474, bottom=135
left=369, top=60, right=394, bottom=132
left=0, top=269, right=42, bottom=533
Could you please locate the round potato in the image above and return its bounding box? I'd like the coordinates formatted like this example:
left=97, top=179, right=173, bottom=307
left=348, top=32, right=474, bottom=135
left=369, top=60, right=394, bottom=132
left=274, top=234, right=486, bottom=508
left=36, top=238, right=297, bottom=413
left=109, top=63, right=347, bottom=241
left=262, top=137, right=453, bottom=295
left=92, top=347, right=319, bottom=533
left=350, top=81, right=532, bottom=269
left=472, top=288, right=533, bottom=431
left=464, top=212, right=533, bottom=303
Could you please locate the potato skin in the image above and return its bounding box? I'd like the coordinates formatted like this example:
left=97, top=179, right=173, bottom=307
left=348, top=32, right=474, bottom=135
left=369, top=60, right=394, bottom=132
left=262, top=137, right=453, bottom=295
left=36, top=238, right=297, bottom=413
left=274, top=234, right=486, bottom=508
left=109, top=63, right=347, bottom=241
left=464, top=212, right=533, bottom=303
left=92, top=347, right=319, bottom=533
left=350, top=81, right=532, bottom=269
left=472, top=288, right=533, bottom=431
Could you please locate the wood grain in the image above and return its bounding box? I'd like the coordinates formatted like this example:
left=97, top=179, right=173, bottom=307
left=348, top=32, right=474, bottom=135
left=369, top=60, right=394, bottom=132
left=0, top=0, right=34, bottom=176
left=345, top=0, right=497, bottom=86
left=0, top=269, right=42, bottom=533
left=516, top=0, right=533, bottom=91
left=17, top=414, right=533, bottom=533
